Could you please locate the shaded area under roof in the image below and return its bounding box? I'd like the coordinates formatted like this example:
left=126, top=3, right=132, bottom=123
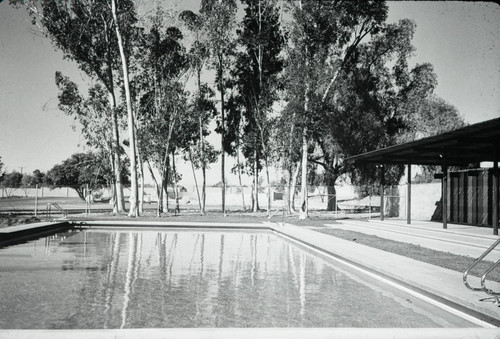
left=345, top=117, right=500, bottom=166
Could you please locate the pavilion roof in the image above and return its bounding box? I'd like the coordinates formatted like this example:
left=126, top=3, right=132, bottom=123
left=345, top=117, right=500, bottom=166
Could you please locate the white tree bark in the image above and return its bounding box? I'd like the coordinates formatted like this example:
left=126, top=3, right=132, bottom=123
left=111, top=0, right=138, bottom=217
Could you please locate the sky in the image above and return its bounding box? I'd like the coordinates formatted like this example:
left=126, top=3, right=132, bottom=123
left=0, top=1, right=499, bottom=186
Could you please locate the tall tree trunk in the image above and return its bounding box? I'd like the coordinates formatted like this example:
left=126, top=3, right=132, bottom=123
left=111, top=0, right=138, bottom=217
left=134, top=109, right=144, bottom=214
left=285, top=113, right=296, bottom=214
left=102, top=11, right=124, bottom=213
left=283, top=159, right=291, bottom=214
left=158, top=111, right=176, bottom=215
left=147, top=161, right=162, bottom=216
left=202, top=157, right=206, bottom=214
left=257, top=125, right=271, bottom=216
left=108, top=92, right=124, bottom=213
left=257, top=117, right=271, bottom=216
left=196, top=63, right=206, bottom=215
left=237, top=107, right=246, bottom=211
left=138, top=156, right=145, bottom=214
left=299, top=128, right=309, bottom=220
left=290, top=160, right=300, bottom=213
left=237, top=144, right=246, bottom=211
left=218, top=55, right=226, bottom=216
left=253, top=148, right=259, bottom=212
left=257, top=0, right=269, bottom=216
left=108, top=151, right=117, bottom=212
left=299, top=43, right=310, bottom=220
left=325, top=171, right=338, bottom=211
left=188, top=146, right=203, bottom=214
left=171, top=150, right=179, bottom=215
left=163, top=158, right=169, bottom=213
left=264, top=158, right=271, bottom=218
left=157, top=182, right=163, bottom=215
left=199, top=117, right=206, bottom=214
left=251, top=183, right=255, bottom=211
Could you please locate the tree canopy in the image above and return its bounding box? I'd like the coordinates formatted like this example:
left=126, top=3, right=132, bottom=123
left=46, top=152, right=129, bottom=200
left=9, top=0, right=467, bottom=218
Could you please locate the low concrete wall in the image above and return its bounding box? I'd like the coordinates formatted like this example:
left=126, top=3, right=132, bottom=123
left=398, top=183, right=441, bottom=221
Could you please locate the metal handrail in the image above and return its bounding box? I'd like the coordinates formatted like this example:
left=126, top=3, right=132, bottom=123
left=481, top=258, right=500, bottom=300
left=46, top=203, right=68, bottom=221
left=463, top=237, right=500, bottom=292
left=267, top=205, right=288, bottom=227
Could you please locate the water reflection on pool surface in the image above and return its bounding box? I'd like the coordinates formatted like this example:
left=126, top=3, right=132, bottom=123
left=0, top=229, right=478, bottom=329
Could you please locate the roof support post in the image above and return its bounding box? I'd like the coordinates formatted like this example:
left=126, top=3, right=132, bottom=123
left=442, top=157, right=448, bottom=229
left=493, top=145, right=498, bottom=235
left=407, top=163, right=411, bottom=225
left=380, top=165, right=385, bottom=221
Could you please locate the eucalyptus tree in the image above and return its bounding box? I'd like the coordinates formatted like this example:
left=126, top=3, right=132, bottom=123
left=10, top=0, right=140, bottom=213
left=0, top=157, right=4, bottom=183
left=228, top=0, right=284, bottom=215
left=55, top=77, right=113, bottom=152
left=177, top=84, right=218, bottom=214
left=413, top=96, right=465, bottom=137
left=274, top=102, right=303, bottom=213
left=179, top=9, right=218, bottom=214
left=284, top=0, right=337, bottom=218
left=224, top=91, right=249, bottom=210
left=185, top=140, right=219, bottom=213
left=283, top=0, right=389, bottom=219
left=282, top=2, right=465, bottom=216
left=110, top=0, right=140, bottom=217
left=134, top=21, right=188, bottom=216
left=316, top=20, right=467, bottom=206
left=310, top=16, right=417, bottom=211
left=55, top=73, right=127, bottom=197
left=392, top=63, right=465, bottom=143
left=200, top=0, right=238, bottom=215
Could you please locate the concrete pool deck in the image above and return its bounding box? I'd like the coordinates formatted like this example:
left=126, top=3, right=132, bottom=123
left=325, top=218, right=500, bottom=260
left=274, top=222, right=500, bottom=326
left=0, top=218, right=499, bottom=337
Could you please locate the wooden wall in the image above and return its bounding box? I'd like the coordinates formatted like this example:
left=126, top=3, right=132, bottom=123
left=448, top=169, right=497, bottom=226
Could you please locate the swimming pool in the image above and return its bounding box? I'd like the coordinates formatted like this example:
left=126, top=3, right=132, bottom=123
left=0, top=227, right=486, bottom=329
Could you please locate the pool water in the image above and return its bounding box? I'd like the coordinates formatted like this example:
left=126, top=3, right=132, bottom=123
left=0, top=228, right=479, bottom=329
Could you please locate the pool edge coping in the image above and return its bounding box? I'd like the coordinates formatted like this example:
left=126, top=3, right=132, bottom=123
left=0, top=327, right=499, bottom=339
left=0, top=220, right=70, bottom=247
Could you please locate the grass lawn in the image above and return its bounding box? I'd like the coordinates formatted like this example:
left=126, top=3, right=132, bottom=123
left=313, top=227, right=500, bottom=282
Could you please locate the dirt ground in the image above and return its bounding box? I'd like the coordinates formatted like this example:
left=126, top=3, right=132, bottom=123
left=1, top=195, right=368, bottom=228
left=0, top=206, right=359, bottom=229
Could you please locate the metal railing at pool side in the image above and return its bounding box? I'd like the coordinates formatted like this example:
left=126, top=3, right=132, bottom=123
left=267, top=205, right=288, bottom=226
left=480, top=257, right=500, bottom=303
left=46, top=203, right=68, bottom=221
left=463, top=237, right=500, bottom=305
left=267, top=194, right=341, bottom=226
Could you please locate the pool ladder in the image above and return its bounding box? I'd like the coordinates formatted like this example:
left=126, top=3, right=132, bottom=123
left=46, top=203, right=68, bottom=221
left=267, top=205, right=288, bottom=226
left=463, top=237, right=500, bottom=305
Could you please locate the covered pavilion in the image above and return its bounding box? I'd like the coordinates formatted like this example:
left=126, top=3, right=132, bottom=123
left=345, top=117, right=500, bottom=235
